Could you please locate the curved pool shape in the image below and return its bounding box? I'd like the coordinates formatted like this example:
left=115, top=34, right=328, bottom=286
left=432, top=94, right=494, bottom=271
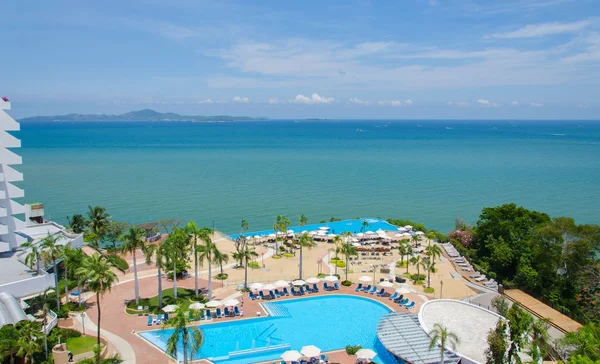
left=140, top=295, right=397, bottom=364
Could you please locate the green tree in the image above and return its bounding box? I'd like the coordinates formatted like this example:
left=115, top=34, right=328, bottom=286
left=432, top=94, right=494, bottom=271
left=15, top=321, right=42, bottom=364
left=274, top=215, right=290, bottom=256
left=40, top=233, right=63, bottom=311
left=120, top=227, right=146, bottom=305
left=163, top=228, right=191, bottom=299
left=398, top=240, right=409, bottom=268
left=360, top=220, right=370, bottom=238
left=506, top=303, right=534, bottom=364
left=411, top=255, right=426, bottom=279
left=528, top=318, right=552, bottom=363
left=86, top=206, right=111, bottom=247
left=143, top=241, right=167, bottom=308
left=425, top=243, right=442, bottom=287
left=428, top=323, right=460, bottom=364
left=491, top=296, right=510, bottom=317
left=185, top=221, right=203, bottom=298
left=21, top=241, right=42, bottom=275
left=67, top=213, right=87, bottom=234
left=29, top=288, right=54, bottom=359
left=105, top=221, right=129, bottom=250
left=340, top=232, right=356, bottom=282
left=196, top=227, right=218, bottom=300
left=485, top=320, right=509, bottom=364
left=214, top=250, right=229, bottom=277
left=560, top=322, right=600, bottom=361
left=241, top=244, right=258, bottom=289
left=76, top=254, right=119, bottom=363
left=164, top=307, right=202, bottom=364
left=0, top=324, right=18, bottom=363
left=298, top=232, right=316, bottom=280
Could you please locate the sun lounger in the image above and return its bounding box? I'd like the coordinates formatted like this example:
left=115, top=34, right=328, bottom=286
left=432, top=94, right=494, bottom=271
left=216, top=308, right=223, bottom=318
left=291, top=287, right=299, bottom=295
left=312, top=284, right=319, bottom=292
left=306, top=286, right=314, bottom=293
left=224, top=307, right=231, bottom=317
left=362, top=284, right=371, bottom=293
left=369, top=286, right=378, bottom=294
left=475, top=275, right=487, bottom=282
left=355, top=283, right=363, bottom=292
left=334, top=282, right=340, bottom=290
left=458, top=263, right=468, bottom=267
left=323, top=283, right=331, bottom=291
left=269, top=291, right=276, bottom=299
left=470, top=272, right=481, bottom=278
left=394, top=295, right=404, bottom=303
left=274, top=289, right=282, bottom=298
left=299, top=286, right=306, bottom=295
left=405, top=302, right=416, bottom=309
left=249, top=292, right=257, bottom=300
left=484, top=279, right=497, bottom=286
left=206, top=309, right=212, bottom=319
left=376, top=288, right=385, bottom=296
left=462, top=266, right=473, bottom=271
left=156, top=313, right=163, bottom=325
left=163, top=313, right=169, bottom=322
left=399, top=298, right=409, bottom=306
left=234, top=306, right=242, bottom=316
left=259, top=291, right=266, bottom=299
left=147, top=315, right=153, bottom=326
left=389, top=292, right=398, bottom=300
left=283, top=287, right=290, bottom=296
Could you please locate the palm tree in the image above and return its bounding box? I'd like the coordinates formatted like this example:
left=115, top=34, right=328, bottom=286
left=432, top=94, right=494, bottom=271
left=529, top=318, right=552, bottom=362
left=120, top=227, right=146, bottom=305
left=86, top=206, right=111, bottom=247
left=21, top=242, right=42, bottom=275
left=105, top=221, right=129, bottom=250
left=61, top=245, right=79, bottom=305
left=332, top=236, right=343, bottom=275
left=40, top=233, right=63, bottom=311
left=214, top=250, right=229, bottom=277
left=298, top=232, right=316, bottom=280
left=274, top=215, right=290, bottom=256
left=241, top=246, right=258, bottom=289
left=299, top=214, right=308, bottom=230
left=411, top=255, right=425, bottom=278
left=235, top=219, right=249, bottom=268
left=67, top=213, right=86, bottom=234
left=29, top=288, right=54, bottom=359
left=76, top=254, right=119, bottom=363
left=428, top=323, right=460, bottom=364
left=405, top=244, right=414, bottom=274
left=143, top=242, right=166, bottom=308
left=425, top=243, right=443, bottom=288
left=0, top=324, right=18, bottom=363
left=15, top=321, right=42, bottom=364
left=164, top=228, right=191, bottom=299
left=197, top=227, right=218, bottom=300
left=165, top=307, right=202, bottom=364
left=185, top=221, right=202, bottom=298
left=340, top=232, right=356, bottom=282
left=398, top=240, right=408, bottom=269
left=360, top=220, right=370, bottom=240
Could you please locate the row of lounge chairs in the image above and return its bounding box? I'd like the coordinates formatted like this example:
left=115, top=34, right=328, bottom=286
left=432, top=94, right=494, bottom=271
left=147, top=306, right=243, bottom=326
left=274, top=354, right=328, bottom=364
left=388, top=292, right=416, bottom=309
left=249, top=282, right=341, bottom=300
left=470, top=272, right=498, bottom=290
left=354, top=283, right=416, bottom=309
left=147, top=313, right=169, bottom=326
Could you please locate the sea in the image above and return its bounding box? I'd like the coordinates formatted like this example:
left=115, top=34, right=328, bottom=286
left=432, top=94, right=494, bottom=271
left=14, top=120, right=600, bottom=235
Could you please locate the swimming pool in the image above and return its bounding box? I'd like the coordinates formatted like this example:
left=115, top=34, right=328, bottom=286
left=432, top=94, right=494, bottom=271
left=229, top=218, right=399, bottom=240
left=140, top=295, right=398, bottom=364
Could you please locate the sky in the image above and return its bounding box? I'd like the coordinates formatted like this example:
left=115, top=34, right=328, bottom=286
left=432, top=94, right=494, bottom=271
left=1, top=0, right=600, bottom=119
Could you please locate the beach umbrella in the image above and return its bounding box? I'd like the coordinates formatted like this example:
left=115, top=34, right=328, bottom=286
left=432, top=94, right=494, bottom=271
left=250, top=282, right=264, bottom=291
left=309, top=231, right=318, bottom=235
left=268, top=233, right=276, bottom=238
left=292, top=279, right=306, bottom=286
left=306, top=277, right=320, bottom=284
left=356, top=348, right=377, bottom=360
left=273, top=280, right=289, bottom=288
left=404, top=225, right=413, bottom=230
left=301, top=230, right=308, bottom=234
left=415, top=231, right=425, bottom=235
left=301, top=345, right=321, bottom=358
left=323, top=275, right=338, bottom=282
left=356, top=232, right=365, bottom=237
left=162, top=304, right=179, bottom=313
left=319, top=226, right=330, bottom=230
left=222, top=298, right=239, bottom=307
left=262, top=283, right=276, bottom=291
left=352, top=242, right=361, bottom=247
left=317, top=231, right=327, bottom=236
left=359, top=276, right=373, bottom=282
left=366, top=231, right=375, bottom=235
left=379, top=281, right=394, bottom=287
left=188, top=302, right=205, bottom=310
left=281, top=350, right=303, bottom=362
left=286, top=229, right=294, bottom=233
left=396, top=287, right=411, bottom=294
left=253, top=235, right=261, bottom=239
left=205, top=300, right=222, bottom=308
left=327, top=233, right=337, bottom=238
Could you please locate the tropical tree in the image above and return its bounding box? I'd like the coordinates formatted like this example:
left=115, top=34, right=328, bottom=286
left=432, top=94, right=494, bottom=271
left=164, top=307, right=202, bottom=364
left=143, top=241, right=167, bottom=309
left=163, top=228, right=192, bottom=299
left=67, top=213, right=86, bottom=234
left=0, top=324, right=18, bottom=363
left=197, top=227, right=218, bottom=300
left=360, top=220, right=370, bottom=239
left=340, top=231, right=356, bottom=282
left=274, top=215, right=290, bottom=255
left=76, top=254, right=119, bottom=363
left=21, top=241, right=42, bottom=275
left=235, top=219, right=249, bottom=267
left=398, top=240, right=409, bottom=269
left=241, top=246, right=258, bottom=289
left=40, top=233, right=63, bottom=311
left=15, top=321, right=42, bottom=364
left=29, top=288, right=54, bottom=359
left=425, top=244, right=443, bottom=287
left=298, top=232, right=316, bottom=280
left=62, top=245, right=84, bottom=305
left=485, top=320, right=509, bottom=364
left=411, top=255, right=426, bottom=278
left=560, top=322, right=600, bottom=361
left=87, top=206, right=111, bottom=247
left=214, top=250, right=230, bottom=277
left=185, top=221, right=202, bottom=298
left=120, top=227, right=146, bottom=305
left=491, top=296, right=510, bottom=317
left=331, top=236, right=343, bottom=275
left=105, top=221, right=129, bottom=250
left=529, top=318, right=552, bottom=362
left=428, top=323, right=460, bottom=364
left=506, top=303, right=535, bottom=363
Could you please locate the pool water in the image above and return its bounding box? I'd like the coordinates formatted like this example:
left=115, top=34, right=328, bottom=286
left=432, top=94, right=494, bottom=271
left=140, top=295, right=398, bottom=364
left=229, top=218, right=399, bottom=240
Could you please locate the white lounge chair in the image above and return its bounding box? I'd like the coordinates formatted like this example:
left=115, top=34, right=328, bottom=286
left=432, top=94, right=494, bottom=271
left=469, top=272, right=481, bottom=278
left=475, top=275, right=487, bottom=282
left=462, top=266, right=473, bottom=272
left=484, top=279, right=497, bottom=286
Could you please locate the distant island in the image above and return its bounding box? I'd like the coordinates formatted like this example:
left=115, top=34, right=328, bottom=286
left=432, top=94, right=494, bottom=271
left=19, top=109, right=269, bottom=122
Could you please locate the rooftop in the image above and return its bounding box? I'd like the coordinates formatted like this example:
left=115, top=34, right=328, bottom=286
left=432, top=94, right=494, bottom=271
left=0, top=251, right=43, bottom=286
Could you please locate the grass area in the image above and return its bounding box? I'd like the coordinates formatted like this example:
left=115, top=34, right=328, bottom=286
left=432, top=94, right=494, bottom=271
left=125, top=288, right=206, bottom=315
left=423, top=287, right=435, bottom=294
left=66, top=336, right=101, bottom=355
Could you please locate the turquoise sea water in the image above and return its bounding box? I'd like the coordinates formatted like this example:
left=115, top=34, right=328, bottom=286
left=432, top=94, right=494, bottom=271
left=140, top=295, right=395, bottom=363
left=15, top=120, right=600, bottom=234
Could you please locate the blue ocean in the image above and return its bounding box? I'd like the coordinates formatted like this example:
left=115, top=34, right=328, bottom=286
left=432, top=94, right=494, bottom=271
left=14, top=120, right=600, bottom=234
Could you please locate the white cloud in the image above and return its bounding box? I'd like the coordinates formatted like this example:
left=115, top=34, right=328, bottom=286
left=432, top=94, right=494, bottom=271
left=447, top=101, right=469, bottom=107
left=268, top=97, right=279, bottom=104
left=511, top=101, right=520, bottom=106
left=487, top=20, right=591, bottom=39
left=349, top=98, right=369, bottom=105
left=232, top=96, right=250, bottom=103
left=292, top=93, right=334, bottom=104
left=530, top=102, right=544, bottom=107
left=196, top=98, right=224, bottom=104
left=405, top=99, right=413, bottom=106
left=477, top=99, right=500, bottom=107
left=349, top=98, right=412, bottom=107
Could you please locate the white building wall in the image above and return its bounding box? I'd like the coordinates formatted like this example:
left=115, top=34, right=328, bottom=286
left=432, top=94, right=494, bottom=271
left=0, top=274, right=56, bottom=298
left=0, top=99, right=26, bottom=252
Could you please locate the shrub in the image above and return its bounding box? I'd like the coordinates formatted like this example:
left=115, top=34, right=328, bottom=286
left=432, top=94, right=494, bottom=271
left=341, top=280, right=352, bottom=286
left=282, top=253, right=294, bottom=258
left=215, top=273, right=228, bottom=280
left=272, top=255, right=282, bottom=259
left=396, top=261, right=408, bottom=268
left=424, top=287, right=435, bottom=294
left=279, top=246, right=286, bottom=252
left=410, top=273, right=426, bottom=281
left=346, top=345, right=362, bottom=355
left=106, top=254, right=129, bottom=271
left=488, top=271, right=497, bottom=279
left=330, top=257, right=341, bottom=263
left=335, top=261, right=346, bottom=268
left=317, top=273, right=327, bottom=278
left=248, top=261, right=260, bottom=269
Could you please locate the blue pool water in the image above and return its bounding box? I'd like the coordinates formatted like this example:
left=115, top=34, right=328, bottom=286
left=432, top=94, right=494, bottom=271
left=229, top=218, right=399, bottom=240
left=140, top=295, right=397, bottom=364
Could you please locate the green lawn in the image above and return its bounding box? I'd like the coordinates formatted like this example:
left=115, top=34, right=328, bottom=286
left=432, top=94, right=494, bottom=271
left=66, top=336, right=101, bottom=356
left=125, top=288, right=206, bottom=315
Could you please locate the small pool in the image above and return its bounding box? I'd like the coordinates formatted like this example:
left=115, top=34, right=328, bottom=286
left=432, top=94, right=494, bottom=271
left=229, top=218, right=399, bottom=240
left=140, top=295, right=398, bottom=364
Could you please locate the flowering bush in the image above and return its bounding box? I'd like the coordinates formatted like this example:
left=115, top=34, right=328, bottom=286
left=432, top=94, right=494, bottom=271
left=448, top=229, right=474, bottom=247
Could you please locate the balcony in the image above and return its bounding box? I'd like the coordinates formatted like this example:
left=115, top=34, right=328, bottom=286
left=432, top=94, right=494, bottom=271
left=6, top=183, right=24, bottom=198
left=0, top=189, right=5, bottom=199
left=0, top=207, right=6, bottom=217
left=0, top=149, right=22, bottom=165
left=0, top=131, right=20, bottom=148
left=0, top=110, right=19, bottom=130
left=0, top=99, right=10, bottom=110
left=0, top=223, right=8, bottom=235
left=1, top=165, right=23, bottom=182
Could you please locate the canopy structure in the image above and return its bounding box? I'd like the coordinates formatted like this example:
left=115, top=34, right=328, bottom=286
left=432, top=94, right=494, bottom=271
left=377, top=312, right=461, bottom=364
left=0, top=292, right=29, bottom=329
left=250, top=282, right=264, bottom=291
left=222, top=299, right=239, bottom=306
left=262, top=284, right=276, bottom=291
left=359, top=276, right=373, bottom=282
left=273, top=280, right=290, bottom=288
left=292, top=280, right=306, bottom=286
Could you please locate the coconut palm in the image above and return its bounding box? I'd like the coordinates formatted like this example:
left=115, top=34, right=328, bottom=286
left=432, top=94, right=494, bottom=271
left=105, top=221, right=129, bottom=250
left=120, top=227, right=146, bottom=305
left=61, top=244, right=80, bottom=304
left=411, top=234, right=421, bottom=245
left=360, top=220, right=370, bottom=240
left=67, top=213, right=86, bottom=234
left=197, top=227, right=218, bottom=300
left=398, top=240, right=409, bottom=269
left=405, top=244, right=414, bottom=274
left=15, top=321, right=42, bottom=364
left=241, top=246, right=258, bottom=289
left=29, top=288, right=54, bottom=359
left=165, top=307, right=202, bottom=364
left=0, top=324, right=18, bottom=363
left=298, top=232, right=317, bottom=280
left=21, top=242, right=42, bottom=275
left=214, top=250, right=229, bottom=277
left=428, top=323, right=460, bottom=364
left=185, top=221, right=202, bottom=298
left=40, top=233, right=63, bottom=311
left=76, top=254, right=119, bottom=364
left=274, top=215, right=290, bottom=256
left=331, top=236, right=343, bottom=275
left=411, top=255, right=425, bottom=278
left=164, top=228, right=191, bottom=299
left=340, top=232, right=356, bottom=282
left=143, top=241, right=167, bottom=308
left=86, top=206, right=111, bottom=247
left=425, top=244, right=443, bottom=288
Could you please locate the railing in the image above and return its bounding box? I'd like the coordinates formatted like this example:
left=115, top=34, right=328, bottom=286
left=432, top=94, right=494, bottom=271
left=43, top=310, right=58, bottom=335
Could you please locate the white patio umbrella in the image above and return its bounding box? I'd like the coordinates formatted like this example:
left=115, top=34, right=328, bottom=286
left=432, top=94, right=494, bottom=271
left=396, top=287, right=411, bottom=294
left=249, top=282, right=264, bottom=291
left=379, top=281, right=394, bottom=287
left=262, top=283, right=276, bottom=291
left=301, top=230, right=308, bottom=234
left=268, top=233, right=276, bottom=238
left=356, top=232, right=365, bottom=237
left=404, top=225, right=413, bottom=230
left=323, top=275, right=338, bottom=282
left=205, top=300, right=222, bottom=308
left=352, top=242, right=361, bottom=247
left=222, top=298, right=239, bottom=307
left=286, top=229, right=294, bottom=233
left=359, top=276, right=373, bottom=282
left=318, top=226, right=330, bottom=230
left=327, top=233, right=337, bottom=237
left=292, top=279, right=306, bottom=286
left=253, top=235, right=261, bottom=239
left=273, top=280, right=290, bottom=288
left=162, top=304, right=179, bottom=313
left=281, top=350, right=303, bottom=362
left=306, top=277, right=320, bottom=284
left=301, top=345, right=321, bottom=358
left=415, top=231, right=425, bottom=235
left=309, top=231, right=318, bottom=235
left=317, top=231, right=326, bottom=236
left=356, top=348, right=377, bottom=360
left=188, top=302, right=205, bottom=310
left=366, top=231, right=375, bottom=235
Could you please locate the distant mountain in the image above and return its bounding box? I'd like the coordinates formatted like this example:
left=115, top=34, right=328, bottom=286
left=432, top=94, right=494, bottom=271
left=19, top=109, right=268, bottom=122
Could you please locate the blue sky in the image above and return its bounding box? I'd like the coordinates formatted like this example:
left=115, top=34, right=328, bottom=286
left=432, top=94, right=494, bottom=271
left=2, top=0, right=600, bottom=119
